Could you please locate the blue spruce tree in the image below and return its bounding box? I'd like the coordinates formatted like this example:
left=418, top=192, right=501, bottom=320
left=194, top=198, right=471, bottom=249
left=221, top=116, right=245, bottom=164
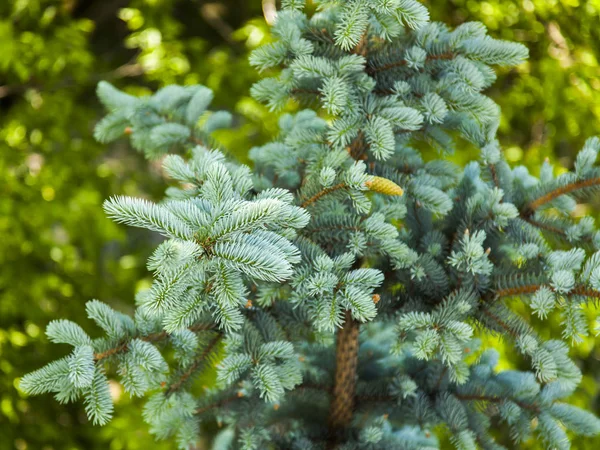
left=21, top=1, right=600, bottom=448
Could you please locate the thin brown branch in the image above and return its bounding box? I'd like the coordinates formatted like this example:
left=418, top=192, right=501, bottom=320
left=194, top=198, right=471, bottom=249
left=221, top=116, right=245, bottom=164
left=523, top=177, right=600, bottom=215
left=479, top=308, right=519, bottom=339
left=489, top=164, right=500, bottom=189
left=521, top=215, right=595, bottom=246
left=572, top=285, right=600, bottom=298
left=294, top=383, right=333, bottom=394
left=355, top=391, right=540, bottom=413
left=495, top=284, right=540, bottom=298
left=301, top=183, right=347, bottom=208
left=307, top=27, right=335, bottom=44
left=353, top=30, right=369, bottom=57
left=190, top=136, right=205, bottom=146
left=200, top=3, right=235, bottom=44
left=291, top=88, right=321, bottom=96
left=0, top=62, right=145, bottom=100
left=521, top=215, right=567, bottom=236
left=112, top=63, right=144, bottom=78
left=495, top=283, right=600, bottom=300
left=94, top=342, right=129, bottom=361
left=455, top=393, right=539, bottom=412
left=166, top=333, right=222, bottom=395
left=435, top=367, right=448, bottom=390
left=366, top=52, right=454, bottom=75
left=347, top=131, right=366, bottom=160
left=194, top=394, right=239, bottom=415
left=306, top=225, right=361, bottom=234
left=354, top=393, right=395, bottom=406
left=93, top=322, right=215, bottom=362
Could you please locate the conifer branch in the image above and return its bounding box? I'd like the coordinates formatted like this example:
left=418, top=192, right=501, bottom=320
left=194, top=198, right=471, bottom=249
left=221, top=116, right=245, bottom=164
left=291, top=88, right=321, bottom=96
left=520, top=215, right=567, bottom=236
left=479, top=307, right=519, bottom=339
left=454, top=393, right=539, bottom=412
left=94, top=322, right=215, bottom=362
left=194, top=394, right=240, bottom=415
left=489, top=164, right=500, bottom=189
left=496, top=284, right=600, bottom=300
left=301, top=183, right=348, bottom=208
left=306, top=224, right=361, bottom=234
left=523, top=177, right=600, bottom=215
left=166, top=333, right=222, bottom=395
left=366, top=52, right=454, bottom=75
left=353, top=30, right=369, bottom=57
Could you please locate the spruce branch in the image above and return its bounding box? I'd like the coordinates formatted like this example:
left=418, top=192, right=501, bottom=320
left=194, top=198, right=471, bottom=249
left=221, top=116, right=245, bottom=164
left=488, top=164, right=500, bottom=189
left=166, top=333, right=222, bottom=395
left=454, top=393, right=540, bottom=413
left=366, top=52, right=455, bottom=75
left=479, top=307, right=519, bottom=339
left=301, top=183, right=348, bottom=208
left=194, top=394, right=240, bottom=416
left=521, top=215, right=567, bottom=237
left=94, top=322, right=215, bottom=362
left=522, top=176, right=600, bottom=216
left=496, top=284, right=600, bottom=300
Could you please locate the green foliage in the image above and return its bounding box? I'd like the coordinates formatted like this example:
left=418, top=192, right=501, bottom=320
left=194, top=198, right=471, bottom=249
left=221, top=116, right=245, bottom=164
left=428, top=0, right=600, bottom=167
left=0, top=1, right=271, bottom=449
left=20, top=1, right=600, bottom=449
left=5, top=1, right=600, bottom=450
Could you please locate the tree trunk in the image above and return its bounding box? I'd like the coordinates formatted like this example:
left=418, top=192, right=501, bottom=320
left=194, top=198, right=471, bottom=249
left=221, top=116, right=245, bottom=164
left=329, top=311, right=360, bottom=433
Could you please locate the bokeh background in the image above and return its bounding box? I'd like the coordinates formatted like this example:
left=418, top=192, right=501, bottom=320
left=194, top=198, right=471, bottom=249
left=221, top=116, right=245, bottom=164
left=1, top=1, right=599, bottom=449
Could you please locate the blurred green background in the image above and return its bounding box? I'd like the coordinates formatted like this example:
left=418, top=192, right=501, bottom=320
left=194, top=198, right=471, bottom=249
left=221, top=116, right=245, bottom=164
left=0, top=1, right=598, bottom=449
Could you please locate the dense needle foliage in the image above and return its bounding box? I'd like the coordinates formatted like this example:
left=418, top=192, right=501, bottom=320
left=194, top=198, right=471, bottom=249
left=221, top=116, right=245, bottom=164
left=18, top=1, right=600, bottom=449
left=1, top=1, right=270, bottom=448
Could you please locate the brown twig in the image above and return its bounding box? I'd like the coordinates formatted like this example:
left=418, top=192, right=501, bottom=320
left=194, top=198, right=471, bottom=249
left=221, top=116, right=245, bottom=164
left=306, top=225, right=361, bottom=234
left=291, top=88, right=321, bottom=96
left=194, top=394, right=240, bottom=415
left=521, top=215, right=567, bottom=236
left=495, top=284, right=540, bottom=298
left=93, top=322, right=215, bottom=362
left=495, top=283, right=600, bottom=300
left=301, top=183, right=347, bottom=208
left=455, top=393, right=539, bottom=412
left=353, top=30, right=369, bottom=57
left=523, top=177, right=600, bottom=216
left=489, top=164, right=500, bottom=189
left=479, top=308, right=519, bottom=339
left=347, top=131, right=366, bottom=160
left=434, top=367, right=448, bottom=390
left=166, top=333, right=222, bottom=395
left=94, top=342, right=130, bottom=361
left=366, top=52, right=455, bottom=75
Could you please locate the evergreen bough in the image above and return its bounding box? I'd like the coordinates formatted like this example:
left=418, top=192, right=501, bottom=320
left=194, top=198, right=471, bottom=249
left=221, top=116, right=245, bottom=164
left=22, top=1, right=600, bottom=448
